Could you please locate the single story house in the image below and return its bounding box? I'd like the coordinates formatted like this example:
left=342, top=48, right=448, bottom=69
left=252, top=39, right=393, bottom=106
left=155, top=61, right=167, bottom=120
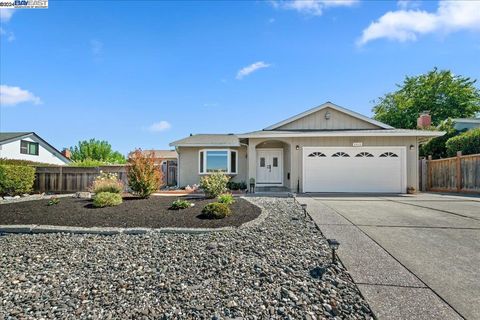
left=0, top=132, right=70, bottom=165
left=170, top=102, right=444, bottom=193
left=451, top=118, right=480, bottom=131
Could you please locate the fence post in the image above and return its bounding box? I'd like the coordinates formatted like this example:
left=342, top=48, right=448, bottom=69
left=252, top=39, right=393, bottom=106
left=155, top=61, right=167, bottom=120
left=421, top=158, right=427, bottom=192
left=456, top=151, right=462, bottom=192
left=58, top=166, right=63, bottom=193
left=427, top=155, right=432, bottom=191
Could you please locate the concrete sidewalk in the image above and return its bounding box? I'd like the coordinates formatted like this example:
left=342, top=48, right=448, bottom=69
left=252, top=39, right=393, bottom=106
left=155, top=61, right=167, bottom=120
left=297, top=197, right=465, bottom=320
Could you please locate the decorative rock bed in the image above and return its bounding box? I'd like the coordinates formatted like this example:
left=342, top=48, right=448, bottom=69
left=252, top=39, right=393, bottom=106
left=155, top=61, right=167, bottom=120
left=0, top=197, right=373, bottom=319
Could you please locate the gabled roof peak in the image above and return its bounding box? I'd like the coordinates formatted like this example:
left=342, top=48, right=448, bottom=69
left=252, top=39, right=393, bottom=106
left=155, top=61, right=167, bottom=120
left=263, top=102, right=394, bottom=130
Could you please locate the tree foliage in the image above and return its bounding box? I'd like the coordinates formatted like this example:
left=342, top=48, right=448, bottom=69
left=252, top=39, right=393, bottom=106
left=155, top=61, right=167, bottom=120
left=419, top=119, right=460, bottom=159
left=446, top=128, right=480, bottom=157
left=372, top=68, right=480, bottom=129
left=70, top=139, right=126, bottom=164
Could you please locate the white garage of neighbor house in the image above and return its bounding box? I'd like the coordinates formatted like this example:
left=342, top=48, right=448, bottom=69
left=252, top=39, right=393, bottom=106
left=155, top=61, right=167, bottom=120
left=0, top=132, right=70, bottom=165
left=170, top=102, right=444, bottom=193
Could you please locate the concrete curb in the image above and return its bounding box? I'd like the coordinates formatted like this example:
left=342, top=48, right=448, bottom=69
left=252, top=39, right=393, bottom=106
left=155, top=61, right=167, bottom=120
left=0, top=224, right=237, bottom=235
left=0, top=196, right=267, bottom=236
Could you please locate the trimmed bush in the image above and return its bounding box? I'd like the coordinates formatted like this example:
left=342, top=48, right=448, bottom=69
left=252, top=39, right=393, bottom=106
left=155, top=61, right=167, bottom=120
left=93, top=192, right=123, bottom=208
left=127, top=150, right=162, bottom=198
left=0, top=164, right=36, bottom=196
left=446, top=128, right=480, bottom=157
left=226, top=181, right=247, bottom=191
left=91, top=171, right=123, bottom=194
left=201, top=202, right=231, bottom=219
left=170, top=199, right=193, bottom=210
left=200, top=171, right=229, bottom=198
left=217, top=193, right=235, bottom=205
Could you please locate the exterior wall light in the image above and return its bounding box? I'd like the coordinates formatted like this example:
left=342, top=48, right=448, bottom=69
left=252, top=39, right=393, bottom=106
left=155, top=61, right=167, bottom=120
left=325, top=111, right=331, bottom=120
left=410, top=144, right=415, bottom=150
left=296, top=145, right=300, bottom=150
left=300, top=203, right=307, bottom=217
left=327, top=239, right=340, bottom=264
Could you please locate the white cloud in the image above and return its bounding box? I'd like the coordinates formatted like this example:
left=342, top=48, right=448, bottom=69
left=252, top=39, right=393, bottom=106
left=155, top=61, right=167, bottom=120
left=272, top=0, right=358, bottom=16
left=0, top=8, right=14, bottom=23
left=397, top=0, right=421, bottom=10
left=236, top=61, right=271, bottom=80
left=0, top=85, right=42, bottom=106
left=1, top=27, right=15, bottom=42
left=358, top=1, right=480, bottom=45
left=148, top=121, right=171, bottom=132
left=90, top=39, right=103, bottom=56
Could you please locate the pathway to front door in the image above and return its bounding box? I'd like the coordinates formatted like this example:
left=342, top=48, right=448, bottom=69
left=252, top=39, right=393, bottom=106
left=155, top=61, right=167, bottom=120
left=256, top=149, right=283, bottom=186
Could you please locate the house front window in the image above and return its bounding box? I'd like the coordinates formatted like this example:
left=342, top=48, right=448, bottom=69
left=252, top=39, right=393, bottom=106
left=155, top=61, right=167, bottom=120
left=199, top=149, right=238, bottom=174
left=20, top=140, right=39, bottom=156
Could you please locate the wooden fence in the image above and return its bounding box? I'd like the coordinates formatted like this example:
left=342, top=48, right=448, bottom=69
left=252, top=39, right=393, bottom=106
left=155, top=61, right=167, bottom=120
left=34, top=164, right=177, bottom=193
left=419, top=152, right=480, bottom=194
left=34, top=166, right=128, bottom=193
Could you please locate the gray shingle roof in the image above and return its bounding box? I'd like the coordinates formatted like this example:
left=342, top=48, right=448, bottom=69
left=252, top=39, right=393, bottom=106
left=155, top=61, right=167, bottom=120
left=170, top=134, right=240, bottom=147
left=129, top=150, right=178, bottom=159
left=0, top=132, right=32, bottom=143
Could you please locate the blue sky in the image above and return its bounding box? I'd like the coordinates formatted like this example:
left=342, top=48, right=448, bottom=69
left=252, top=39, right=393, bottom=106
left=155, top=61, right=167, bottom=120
left=1, top=0, right=479, bottom=155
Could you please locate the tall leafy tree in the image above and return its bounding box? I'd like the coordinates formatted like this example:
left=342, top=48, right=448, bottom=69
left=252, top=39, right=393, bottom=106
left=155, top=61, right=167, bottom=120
left=372, top=68, right=480, bottom=129
left=70, top=139, right=126, bottom=164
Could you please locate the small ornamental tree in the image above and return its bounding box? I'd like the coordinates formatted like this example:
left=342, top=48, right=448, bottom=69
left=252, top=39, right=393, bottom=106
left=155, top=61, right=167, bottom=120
left=127, top=149, right=162, bottom=198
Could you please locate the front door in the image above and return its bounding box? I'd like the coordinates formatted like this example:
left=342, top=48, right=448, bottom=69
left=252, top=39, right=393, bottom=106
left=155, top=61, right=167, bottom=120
left=256, top=149, right=283, bottom=186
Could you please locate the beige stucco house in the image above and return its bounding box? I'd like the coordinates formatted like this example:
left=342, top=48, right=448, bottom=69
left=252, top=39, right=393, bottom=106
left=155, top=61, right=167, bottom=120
left=170, top=102, right=444, bottom=193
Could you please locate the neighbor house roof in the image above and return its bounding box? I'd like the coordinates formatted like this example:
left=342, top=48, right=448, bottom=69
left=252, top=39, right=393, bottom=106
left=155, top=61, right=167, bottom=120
left=130, top=150, right=178, bottom=159
left=0, top=132, right=70, bottom=163
left=0, top=132, right=33, bottom=143
left=170, top=134, right=240, bottom=147
left=452, top=118, right=480, bottom=124
left=238, top=129, right=445, bottom=138
left=263, top=102, right=394, bottom=130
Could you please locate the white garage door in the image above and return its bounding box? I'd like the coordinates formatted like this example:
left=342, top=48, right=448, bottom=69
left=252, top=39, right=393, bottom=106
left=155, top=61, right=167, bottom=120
left=303, top=147, right=406, bottom=193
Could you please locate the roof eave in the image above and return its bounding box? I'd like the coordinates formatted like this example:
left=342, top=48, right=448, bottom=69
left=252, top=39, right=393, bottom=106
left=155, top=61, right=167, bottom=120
left=238, top=131, right=446, bottom=139
left=170, top=143, right=241, bottom=147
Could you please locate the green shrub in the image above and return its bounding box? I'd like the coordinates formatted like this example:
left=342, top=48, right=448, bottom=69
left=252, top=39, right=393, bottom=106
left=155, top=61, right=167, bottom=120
left=0, top=164, right=36, bottom=196
left=445, top=128, right=480, bottom=157
left=93, top=192, right=123, bottom=208
left=226, top=181, right=247, bottom=190
left=0, top=158, right=56, bottom=166
left=170, top=199, right=193, bottom=210
left=127, top=150, right=162, bottom=198
left=200, top=171, right=229, bottom=198
left=201, top=202, right=231, bottom=219
left=47, top=197, right=60, bottom=206
left=91, top=171, right=123, bottom=194
left=217, top=193, right=235, bottom=205
left=69, top=159, right=110, bottom=167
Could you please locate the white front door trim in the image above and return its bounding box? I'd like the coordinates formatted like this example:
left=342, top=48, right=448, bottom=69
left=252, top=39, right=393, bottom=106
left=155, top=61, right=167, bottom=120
left=256, top=148, right=283, bottom=186
left=302, top=146, right=407, bottom=193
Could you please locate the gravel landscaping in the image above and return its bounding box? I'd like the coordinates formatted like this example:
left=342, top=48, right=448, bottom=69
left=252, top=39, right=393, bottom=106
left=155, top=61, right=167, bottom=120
left=0, top=197, right=373, bottom=319
left=0, top=196, right=261, bottom=229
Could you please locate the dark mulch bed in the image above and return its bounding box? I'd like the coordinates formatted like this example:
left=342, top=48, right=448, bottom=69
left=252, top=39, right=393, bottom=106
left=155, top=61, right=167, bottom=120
left=0, top=195, right=261, bottom=229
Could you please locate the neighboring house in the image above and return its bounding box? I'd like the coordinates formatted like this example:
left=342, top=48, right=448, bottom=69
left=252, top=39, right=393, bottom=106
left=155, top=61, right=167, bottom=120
left=0, top=132, right=70, bottom=165
left=451, top=118, right=480, bottom=131
left=129, top=149, right=178, bottom=186
left=170, top=102, right=444, bottom=193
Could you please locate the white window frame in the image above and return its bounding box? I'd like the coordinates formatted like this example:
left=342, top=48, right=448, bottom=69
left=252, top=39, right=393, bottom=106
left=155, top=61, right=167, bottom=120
left=199, top=149, right=238, bottom=175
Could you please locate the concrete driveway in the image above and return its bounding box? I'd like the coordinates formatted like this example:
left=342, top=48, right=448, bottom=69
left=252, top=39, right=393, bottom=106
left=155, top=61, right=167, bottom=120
left=297, top=193, right=480, bottom=320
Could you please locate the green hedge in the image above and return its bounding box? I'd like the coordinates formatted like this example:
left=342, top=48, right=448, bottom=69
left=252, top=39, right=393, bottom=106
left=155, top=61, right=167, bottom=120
left=446, top=128, right=480, bottom=157
left=0, top=164, right=36, bottom=196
